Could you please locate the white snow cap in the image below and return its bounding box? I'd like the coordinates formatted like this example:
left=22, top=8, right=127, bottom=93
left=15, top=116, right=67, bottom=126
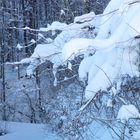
left=30, top=39, right=36, bottom=43
left=117, top=104, right=140, bottom=123
left=60, top=9, right=65, bottom=15
left=47, top=21, right=67, bottom=31
left=62, top=38, right=94, bottom=60
left=40, top=21, right=67, bottom=32
left=16, top=44, right=23, bottom=50
left=74, top=12, right=95, bottom=23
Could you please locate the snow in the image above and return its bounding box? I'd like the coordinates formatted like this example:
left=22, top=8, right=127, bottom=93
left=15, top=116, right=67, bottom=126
left=26, top=58, right=40, bottom=76
left=79, top=48, right=122, bottom=99
left=25, top=13, right=98, bottom=76
left=133, top=130, right=140, bottom=140
left=0, top=121, right=119, bottom=140
left=62, top=0, right=140, bottom=59
left=84, top=120, right=119, bottom=140
left=96, top=0, right=123, bottom=39
left=62, top=0, right=140, bottom=99
left=117, top=104, right=140, bottom=123
left=78, top=51, right=105, bottom=82
left=38, top=33, right=53, bottom=43
left=24, top=26, right=30, bottom=30
left=62, top=38, right=95, bottom=60
left=60, top=9, right=65, bottom=15
left=20, top=58, right=31, bottom=64
left=106, top=99, right=114, bottom=107
left=31, top=44, right=61, bottom=59
left=0, top=122, right=60, bottom=140
left=30, top=39, right=36, bottom=43
left=16, top=44, right=23, bottom=50
left=20, top=0, right=140, bottom=97
left=26, top=44, right=62, bottom=76
left=74, top=12, right=95, bottom=23
left=40, top=21, right=68, bottom=32
left=84, top=57, right=119, bottom=99
left=2, top=1, right=140, bottom=140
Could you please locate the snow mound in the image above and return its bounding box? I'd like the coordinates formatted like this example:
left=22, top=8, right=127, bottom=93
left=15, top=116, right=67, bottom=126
left=117, top=104, right=140, bottom=123
left=25, top=13, right=98, bottom=76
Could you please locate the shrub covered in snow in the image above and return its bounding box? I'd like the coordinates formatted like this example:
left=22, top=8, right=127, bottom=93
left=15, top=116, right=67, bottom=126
left=21, top=0, right=140, bottom=101
left=1, top=0, right=140, bottom=139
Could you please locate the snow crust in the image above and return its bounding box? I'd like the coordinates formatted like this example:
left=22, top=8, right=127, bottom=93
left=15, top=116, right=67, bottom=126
left=117, top=104, right=140, bottom=123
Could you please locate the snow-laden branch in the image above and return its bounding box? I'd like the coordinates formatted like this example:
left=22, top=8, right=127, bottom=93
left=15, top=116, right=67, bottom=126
left=62, top=0, right=140, bottom=60
left=18, top=0, right=140, bottom=95
left=62, top=0, right=140, bottom=100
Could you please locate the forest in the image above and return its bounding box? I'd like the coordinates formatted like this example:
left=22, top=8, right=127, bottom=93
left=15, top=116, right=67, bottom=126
left=0, top=0, right=140, bottom=140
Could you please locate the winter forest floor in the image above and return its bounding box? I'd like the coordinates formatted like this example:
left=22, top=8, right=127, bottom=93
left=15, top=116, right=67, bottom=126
left=0, top=65, right=140, bottom=140
left=0, top=121, right=60, bottom=140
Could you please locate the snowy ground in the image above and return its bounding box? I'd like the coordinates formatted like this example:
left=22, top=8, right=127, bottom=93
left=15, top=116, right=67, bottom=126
left=1, top=121, right=139, bottom=140
left=0, top=122, right=60, bottom=140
